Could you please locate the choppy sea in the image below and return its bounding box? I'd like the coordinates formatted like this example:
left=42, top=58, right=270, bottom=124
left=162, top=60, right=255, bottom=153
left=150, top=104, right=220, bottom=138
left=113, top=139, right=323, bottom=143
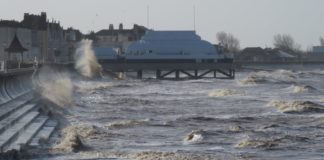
left=34, top=64, right=324, bottom=160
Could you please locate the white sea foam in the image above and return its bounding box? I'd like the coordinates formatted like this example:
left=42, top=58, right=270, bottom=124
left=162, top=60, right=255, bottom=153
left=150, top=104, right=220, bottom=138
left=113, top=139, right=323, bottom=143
left=240, top=69, right=296, bottom=85
left=74, top=40, right=102, bottom=78
left=268, top=100, right=324, bottom=113
left=184, top=130, right=205, bottom=144
left=106, top=119, right=150, bottom=129
left=208, top=89, right=236, bottom=97
left=75, top=80, right=114, bottom=92
left=292, top=85, right=316, bottom=93
left=53, top=124, right=104, bottom=152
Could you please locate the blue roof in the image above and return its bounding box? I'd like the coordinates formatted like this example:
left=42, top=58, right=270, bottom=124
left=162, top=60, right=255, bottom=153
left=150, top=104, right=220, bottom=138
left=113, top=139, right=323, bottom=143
left=126, top=30, right=220, bottom=59
left=93, top=47, right=117, bottom=60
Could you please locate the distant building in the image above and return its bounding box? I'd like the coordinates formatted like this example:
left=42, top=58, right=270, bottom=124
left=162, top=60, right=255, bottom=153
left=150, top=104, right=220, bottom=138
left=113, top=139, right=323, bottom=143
left=238, top=47, right=267, bottom=62
left=304, top=46, right=324, bottom=62
left=21, top=12, right=47, bottom=30
left=64, top=28, right=83, bottom=62
left=312, top=46, right=324, bottom=54
left=0, top=12, right=82, bottom=66
left=238, top=47, right=297, bottom=62
left=64, top=27, right=82, bottom=42
left=94, top=23, right=147, bottom=51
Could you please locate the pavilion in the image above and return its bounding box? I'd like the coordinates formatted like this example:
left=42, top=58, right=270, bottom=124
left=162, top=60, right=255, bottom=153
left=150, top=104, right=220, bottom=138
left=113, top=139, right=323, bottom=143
left=5, top=34, right=28, bottom=68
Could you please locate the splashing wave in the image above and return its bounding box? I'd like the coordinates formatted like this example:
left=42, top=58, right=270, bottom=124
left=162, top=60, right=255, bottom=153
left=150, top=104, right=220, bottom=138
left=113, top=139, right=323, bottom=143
left=268, top=100, right=324, bottom=113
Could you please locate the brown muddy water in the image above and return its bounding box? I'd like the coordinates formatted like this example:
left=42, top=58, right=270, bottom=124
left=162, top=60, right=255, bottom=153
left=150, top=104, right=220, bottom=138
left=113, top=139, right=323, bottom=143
left=29, top=65, right=324, bottom=160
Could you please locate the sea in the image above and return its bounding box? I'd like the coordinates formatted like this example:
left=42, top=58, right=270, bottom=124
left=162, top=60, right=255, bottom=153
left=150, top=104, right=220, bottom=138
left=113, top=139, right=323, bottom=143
left=34, top=64, right=324, bottom=160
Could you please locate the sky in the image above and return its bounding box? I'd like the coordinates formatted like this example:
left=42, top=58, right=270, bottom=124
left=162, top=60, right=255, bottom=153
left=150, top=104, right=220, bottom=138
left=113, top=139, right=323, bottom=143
left=1, top=0, right=324, bottom=49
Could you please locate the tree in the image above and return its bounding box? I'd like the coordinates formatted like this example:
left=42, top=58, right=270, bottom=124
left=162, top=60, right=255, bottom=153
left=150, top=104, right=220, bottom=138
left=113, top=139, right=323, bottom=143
left=273, top=34, right=301, bottom=53
left=319, top=37, right=324, bottom=46
left=216, top=32, right=240, bottom=53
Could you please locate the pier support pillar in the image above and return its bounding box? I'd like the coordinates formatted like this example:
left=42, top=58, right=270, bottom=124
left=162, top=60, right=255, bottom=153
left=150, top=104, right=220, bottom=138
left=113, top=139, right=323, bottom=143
left=156, top=70, right=161, bottom=79
left=137, top=70, right=143, bottom=79
left=175, top=70, right=180, bottom=79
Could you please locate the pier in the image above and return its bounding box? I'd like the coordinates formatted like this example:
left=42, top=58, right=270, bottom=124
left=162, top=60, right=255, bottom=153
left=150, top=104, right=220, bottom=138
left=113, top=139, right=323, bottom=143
left=100, top=62, right=235, bottom=79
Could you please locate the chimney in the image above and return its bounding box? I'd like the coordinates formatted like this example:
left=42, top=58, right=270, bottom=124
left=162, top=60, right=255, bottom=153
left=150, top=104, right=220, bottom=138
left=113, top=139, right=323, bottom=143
left=119, top=23, right=123, bottom=30
left=109, top=24, right=114, bottom=30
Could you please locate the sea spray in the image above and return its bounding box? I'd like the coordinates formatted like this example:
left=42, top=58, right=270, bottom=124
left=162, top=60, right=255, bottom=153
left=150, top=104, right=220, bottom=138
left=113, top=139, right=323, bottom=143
left=75, top=40, right=102, bottom=78
left=34, top=66, right=74, bottom=107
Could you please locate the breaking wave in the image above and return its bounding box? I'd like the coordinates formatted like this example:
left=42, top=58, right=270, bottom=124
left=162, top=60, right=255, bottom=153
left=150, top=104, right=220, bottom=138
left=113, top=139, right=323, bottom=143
left=53, top=124, right=104, bottom=152
left=289, top=84, right=317, bottom=93
left=106, top=119, right=150, bottom=129
left=184, top=130, right=205, bottom=144
left=228, top=125, right=244, bottom=132
left=268, top=100, right=324, bottom=113
left=240, top=69, right=296, bottom=85
left=302, top=70, right=324, bottom=76
left=236, top=135, right=310, bottom=149
left=208, top=89, right=236, bottom=97
left=235, top=139, right=277, bottom=149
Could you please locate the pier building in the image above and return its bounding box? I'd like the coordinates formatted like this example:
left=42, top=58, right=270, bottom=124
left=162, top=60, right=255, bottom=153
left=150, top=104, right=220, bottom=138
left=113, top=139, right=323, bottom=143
left=97, top=30, right=235, bottom=79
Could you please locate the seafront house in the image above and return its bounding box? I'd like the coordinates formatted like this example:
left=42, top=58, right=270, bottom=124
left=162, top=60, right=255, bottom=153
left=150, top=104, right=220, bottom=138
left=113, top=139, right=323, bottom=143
left=94, top=24, right=147, bottom=50
left=90, top=23, right=147, bottom=61
left=305, top=46, right=324, bottom=62
left=0, top=12, right=82, bottom=70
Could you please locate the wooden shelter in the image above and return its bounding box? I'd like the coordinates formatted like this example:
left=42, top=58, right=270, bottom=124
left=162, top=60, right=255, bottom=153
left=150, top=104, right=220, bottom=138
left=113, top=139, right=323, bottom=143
left=5, top=34, right=28, bottom=67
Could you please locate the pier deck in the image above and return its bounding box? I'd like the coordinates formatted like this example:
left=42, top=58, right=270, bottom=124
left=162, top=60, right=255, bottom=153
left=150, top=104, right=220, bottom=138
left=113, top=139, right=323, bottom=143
left=100, top=62, right=235, bottom=79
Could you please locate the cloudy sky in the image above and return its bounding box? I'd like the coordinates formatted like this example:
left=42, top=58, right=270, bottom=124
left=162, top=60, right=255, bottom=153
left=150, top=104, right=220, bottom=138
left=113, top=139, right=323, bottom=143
left=1, top=0, right=323, bottom=49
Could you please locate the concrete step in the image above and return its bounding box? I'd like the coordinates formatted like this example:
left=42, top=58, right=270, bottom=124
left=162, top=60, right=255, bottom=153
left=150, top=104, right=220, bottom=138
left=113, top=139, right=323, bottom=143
left=29, top=120, right=58, bottom=147
left=0, top=104, right=37, bottom=134
left=0, top=93, right=34, bottom=121
left=9, top=116, right=48, bottom=151
left=0, top=111, right=39, bottom=152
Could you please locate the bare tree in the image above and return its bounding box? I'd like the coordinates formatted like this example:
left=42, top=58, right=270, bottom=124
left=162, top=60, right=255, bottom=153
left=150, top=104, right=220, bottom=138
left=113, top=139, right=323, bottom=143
left=319, top=37, right=324, bottom=46
left=273, top=34, right=301, bottom=53
left=216, top=32, right=240, bottom=53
